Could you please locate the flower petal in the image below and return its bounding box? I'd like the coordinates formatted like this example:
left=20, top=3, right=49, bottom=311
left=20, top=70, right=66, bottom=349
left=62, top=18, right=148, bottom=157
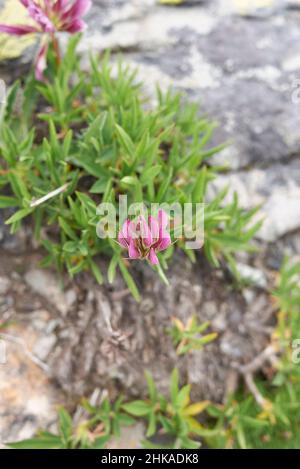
left=148, top=248, right=159, bottom=265
left=158, top=209, right=169, bottom=230
left=64, top=0, right=92, bottom=18
left=63, top=18, right=87, bottom=33
left=157, top=232, right=171, bottom=251
left=156, top=209, right=170, bottom=250
left=27, top=2, right=56, bottom=32
left=118, top=219, right=131, bottom=248
left=0, top=24, right=38, bottom=35
left=53, top=0, right=70, bottom=13
left=128, top=239, right=140, bottom=259
left=137, top=215, right=152, bottom=248
left=148, top=215, right=159, bottom=241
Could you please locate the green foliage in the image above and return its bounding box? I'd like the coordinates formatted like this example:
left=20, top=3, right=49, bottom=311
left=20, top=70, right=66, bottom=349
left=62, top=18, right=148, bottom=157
left=0, top=35, right=260, bottom=298
left=273, top=257, right=300, bottom=341
left=207, top=375, right=300, bottom=449
left=123, top=369, right=210, bottom=449
left=8, top=400, right=133, bottom=450
left=8, top=371, right=211, bottom=450
left=9, top=407, right=109, bottom=449
left=168, top=315, right=217, bottom=355
left=206, top=258, right=300, bottom=449
left=81, top=396, right=135, bottom=437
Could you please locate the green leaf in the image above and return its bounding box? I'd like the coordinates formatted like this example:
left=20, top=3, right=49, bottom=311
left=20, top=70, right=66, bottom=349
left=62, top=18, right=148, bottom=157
left=90, top=178, right=108, bottom=194
left=156, top=168, right=173, bottom=202
left=0, top=195, right=19, bottom=208
left=89, top=259, right=103, bottom=284
left=108, top=254, right=119, bottom=284
left=118, top=259, right=140, bottom=302
left=63, top=241, right=78, bottom=253
left=115, top=124, right=135, bottom=159
left=9, top=433, right=62, bottom=449
left=120, top=176, right=138, bottom=187
left=5, top=207, right=32, bottom=224
left=58, top=407, right=73, bottom=444
left=140, top=165, right=162, bottom=186
left=192, top=166, right=207, bottom=202
left=198, top=332, right=218, bottom=345
left=146, top=411, right=157, bottom=437
left=91, top=435, right=110, bottom=449
left=175, top=384, right=191, bottom=409
left=59, top=217, right=77, bottom=241
left=145, top=371, right=157, bottom=401
left=122, top=400, right=152, bottom=416
left=170, top=368, right=179, bottom=404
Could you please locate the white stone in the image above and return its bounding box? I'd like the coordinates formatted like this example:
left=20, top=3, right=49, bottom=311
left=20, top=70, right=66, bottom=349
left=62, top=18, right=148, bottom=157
left=25, top=269, right=68, bottom=316
left=235, top=263, right=267, bottom=288
left=33, top=335, right=57, bottom=361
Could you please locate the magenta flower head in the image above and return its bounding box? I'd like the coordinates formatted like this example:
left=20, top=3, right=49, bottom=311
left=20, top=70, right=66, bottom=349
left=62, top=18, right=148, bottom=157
left=0, top=0, right=92, bottom=80
left=118, top=210, right=171, bottom=265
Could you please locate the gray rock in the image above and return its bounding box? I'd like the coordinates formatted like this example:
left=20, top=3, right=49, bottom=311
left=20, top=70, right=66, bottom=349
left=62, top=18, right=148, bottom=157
left=74, top=0, right=300, bottom=171
left=33, top=335, right=57, bottom=361
left=0, top=275, right=10, bottom=295
left=208, top=160, right=300, bottom=241
left=235, top=263, right=267, bottom=289
left=24, top=269, right=69, bottom=316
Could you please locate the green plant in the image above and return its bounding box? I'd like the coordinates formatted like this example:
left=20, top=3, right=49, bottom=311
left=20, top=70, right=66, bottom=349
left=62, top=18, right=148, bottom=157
left=122, top=369, right=210, bottom=449
left=7, top=371, right=212, bottom=450
left=168, top=315, right=217, bottom=355
left=9, top=407, right=110, bottom=449
left=206, top=376, right=300, bottom=449
left=273, top=257, right=300, bottom=343
left=81, top=396, right=135, bottom=438
left=206, top=258, right=300, bottom=449
left=8, top=397, right=136, bottom=450
left=0, top=35, right=260, bottom=299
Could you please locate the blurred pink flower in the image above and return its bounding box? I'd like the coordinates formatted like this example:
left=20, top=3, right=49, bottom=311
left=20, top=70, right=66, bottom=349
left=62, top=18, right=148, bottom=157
left=118, top=210, right=171, bottom=265
left=0, top=0, right=92, bottom=79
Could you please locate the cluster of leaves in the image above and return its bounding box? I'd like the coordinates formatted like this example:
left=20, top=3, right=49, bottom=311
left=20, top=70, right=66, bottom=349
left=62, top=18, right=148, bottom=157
left=9, top=406, right=112, bottom=449
left=9, top=369, right=211, bottom=450
left=207, top=368, right=300, bottom=450
left=168, top=315, right=217, bottom=355
left=9, top=397, right=138, bottom=449
left=123, top=369, right=211, bottom=449
left=273, top=257, right=300, bottom=343
left=206, top=259, right=300, bottom=449
left=206, top=387, right=300, bottom=449
left=0, top=35, right=260, bottom=299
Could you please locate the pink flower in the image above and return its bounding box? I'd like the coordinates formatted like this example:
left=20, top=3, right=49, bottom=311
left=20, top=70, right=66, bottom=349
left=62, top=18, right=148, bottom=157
left=118, top=210, right=171, bottom=265
left=0, top=0, right=92, bottom=79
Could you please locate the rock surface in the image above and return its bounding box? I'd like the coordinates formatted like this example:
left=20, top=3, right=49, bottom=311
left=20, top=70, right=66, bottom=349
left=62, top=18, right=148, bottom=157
left=0, top=253, right=65, bottom=444
left=16, top=253, right=274, bottom=402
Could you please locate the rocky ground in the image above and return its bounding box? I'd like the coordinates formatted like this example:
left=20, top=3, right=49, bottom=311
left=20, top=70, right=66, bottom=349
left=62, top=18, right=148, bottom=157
left=0, top=0, right=300, bottom=446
